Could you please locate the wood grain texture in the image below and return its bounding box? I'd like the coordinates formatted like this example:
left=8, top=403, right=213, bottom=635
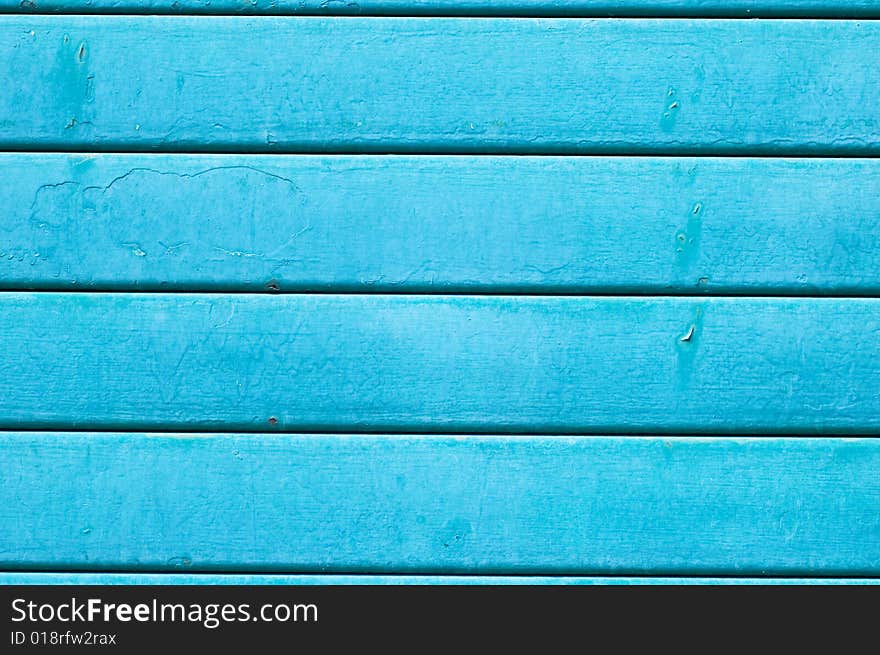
left=3, top=17, right=880, bottom=153
left=5, top=0, right=880, bottom=16
left=7, top=154, right=880, bottom=294
left=2, top=433, right=879, bottom=573
left=4, top=574, right=880, bottom=585
left=1, top=293, right=879, bottom=433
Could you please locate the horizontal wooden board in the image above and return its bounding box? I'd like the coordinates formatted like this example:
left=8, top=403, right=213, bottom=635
left=2, top=434, right=879, bottom=573
left=5, top=0, right=880, bottom=16
left=6, top=154, right=880, bottom=294
left=3, top=573, right=879, bottom=585
left=3, top=18, right=880, bottom=153
left=1, top=294, right=879, bottom=433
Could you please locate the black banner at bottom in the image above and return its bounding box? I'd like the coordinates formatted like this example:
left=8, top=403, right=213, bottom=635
left=1, top=583, right=876, bottom=651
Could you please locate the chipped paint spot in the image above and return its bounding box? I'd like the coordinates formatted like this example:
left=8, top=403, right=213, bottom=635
left=660, top=87, right=681, bottom=132
left=122, top=242, right=147, bottom=257
left=679, top=325, right=696, bottom=343
left=676, top=306, right=705, bottom=387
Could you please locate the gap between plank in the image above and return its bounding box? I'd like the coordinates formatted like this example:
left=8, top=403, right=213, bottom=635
left=6, top=151, right=880, bottom=160
left=6, top=146, right=880, bottom=157
left=1, top=290, right=880, bottom=298
left=3, top=11, right=880, bottom=18
left=1, top=429, right=878, bottom=438
left=3, top=570, right=880, bottom=580
left=1, top=568, right=879, bottom=579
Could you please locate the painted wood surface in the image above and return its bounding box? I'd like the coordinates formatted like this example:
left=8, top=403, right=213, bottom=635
left=2, top=294, right=879, bottom=433
left=5, top=0, right=880, bottom=16
left=4, top=574, right=880, bottom=585
left=6, top=154, right=880, bottom=294
left=2, top=6, right=878, bottom=584
left=2, top=434, right=879, bottom=573
left=3, top=18, right=880, bottom=154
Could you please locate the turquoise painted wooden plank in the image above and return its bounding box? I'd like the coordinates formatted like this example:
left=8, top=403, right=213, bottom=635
left=2, top=294, right=879, bottom=433
left=3, top=18, right=880, bottom=153
left=6, top=154, right=880, bottom=294
left=2, top=434, right=879, bottom=573
left=5, top=0, right=880, bottom=16
left=3, top=574, right=880, bottom=585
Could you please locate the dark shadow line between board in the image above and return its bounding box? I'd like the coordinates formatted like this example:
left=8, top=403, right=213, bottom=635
left=1, top=289, right=880, bottom=299
left=6, top=147, right=880, bottom=158
left=6, top=150, right=880, bottom=160
left=1, top=568, right=878, bottom=579
left=1, top=428, right=878, bottom=438
left=4, top=10, right=880, bottom=18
